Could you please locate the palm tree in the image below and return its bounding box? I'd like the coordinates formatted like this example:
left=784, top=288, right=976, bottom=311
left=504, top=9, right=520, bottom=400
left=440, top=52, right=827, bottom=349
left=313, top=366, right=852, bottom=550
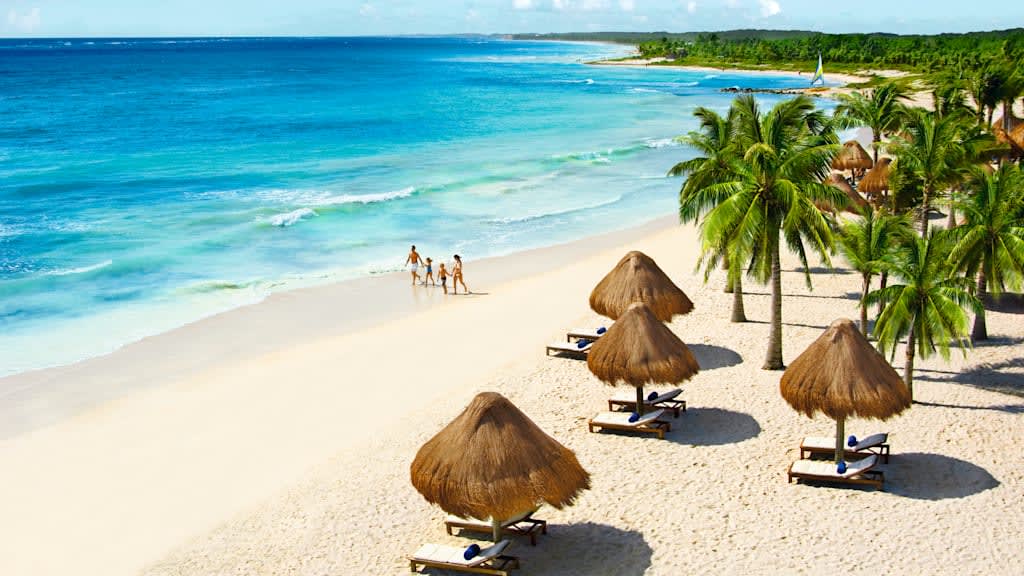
left=950, top=164, right=1024, bottom=340
left=868, top=230, right=980, bottom=400
left=837, top=207, right=913, bottom=336
left=834, top=82, right=908, bottom=166
left=889, top=108, right=970, bottom=235
left=672, top=105, right=748, bottom=322
left=696, top=95, right=844, bottom=369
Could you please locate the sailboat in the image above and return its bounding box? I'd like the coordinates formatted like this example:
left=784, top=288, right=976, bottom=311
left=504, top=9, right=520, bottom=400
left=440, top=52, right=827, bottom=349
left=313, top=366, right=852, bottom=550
left=810, top=53, right=825, bottom=86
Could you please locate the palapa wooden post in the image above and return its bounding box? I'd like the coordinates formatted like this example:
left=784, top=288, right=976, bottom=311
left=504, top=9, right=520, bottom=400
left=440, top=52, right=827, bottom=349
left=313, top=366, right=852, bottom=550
left=835, top=417, right=846, bottom=464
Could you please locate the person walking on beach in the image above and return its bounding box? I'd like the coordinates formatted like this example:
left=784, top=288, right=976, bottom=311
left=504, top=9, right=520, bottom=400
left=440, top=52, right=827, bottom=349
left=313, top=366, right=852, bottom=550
left=451, top=254, right=468, bottom=295
left=405, top=245, right=422, bottom=285
left=422, top=257, right=435, bottom=286
left=437, top=262, right=449, bottom=294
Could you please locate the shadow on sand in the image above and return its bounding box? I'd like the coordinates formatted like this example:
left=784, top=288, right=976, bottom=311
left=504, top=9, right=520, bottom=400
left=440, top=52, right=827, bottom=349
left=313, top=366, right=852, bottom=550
left=688, top=344, right=743, bottom=370
left=744, top=290, right=857, bottom=301
left=669, top=408, right=761, bottom=446
left=885, top=452, right=999, bottom=500
left=912, top=355, right=1024, bottom=398
left=513, top=522, right=652, bottom=576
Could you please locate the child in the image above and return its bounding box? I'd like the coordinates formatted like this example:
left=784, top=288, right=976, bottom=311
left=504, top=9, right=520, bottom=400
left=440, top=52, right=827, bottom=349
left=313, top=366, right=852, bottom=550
left=437, top=262, right=448, bottom=294
left=422, top=257, right=435, bottom=286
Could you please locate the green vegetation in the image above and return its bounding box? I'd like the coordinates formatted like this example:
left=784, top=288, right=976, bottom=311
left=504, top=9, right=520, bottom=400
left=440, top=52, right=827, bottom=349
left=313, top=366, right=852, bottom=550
left=673, top=63, right=1024, bottom=388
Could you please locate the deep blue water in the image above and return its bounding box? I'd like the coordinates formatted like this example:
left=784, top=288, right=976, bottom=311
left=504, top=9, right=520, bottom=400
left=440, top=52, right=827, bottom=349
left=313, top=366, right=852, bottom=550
left=0, top=36, right=817, bottom=375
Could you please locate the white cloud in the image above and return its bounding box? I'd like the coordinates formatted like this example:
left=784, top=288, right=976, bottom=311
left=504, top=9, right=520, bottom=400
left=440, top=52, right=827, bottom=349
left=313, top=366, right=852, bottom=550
left=6, top=7, right=40, bottom=33
left=552, top=0, right=568, bottom=10
left=619, top=0, right=635, bottom=11
left=687, top=1, right=697, bottom=13
left=513, top=0, right=533, bottom=9
left=465, top=8, right=481, bottom=21
left=359, top=3, right=375, bottom=16
left=725, top=0, right=739, bottom=7
left=759, top=0, right=781, bottom=17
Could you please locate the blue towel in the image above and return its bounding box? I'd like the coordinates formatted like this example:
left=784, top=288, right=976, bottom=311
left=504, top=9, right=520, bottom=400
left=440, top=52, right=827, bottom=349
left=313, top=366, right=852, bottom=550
left=596, top=326, right=607, bottom=335
left=577, top=339, right=591, bottom=349
left=463, top=544, right=481, bottom=560
left=837, top=461, right=847, bottom=474
left=647, top=391, right=659, bottom=402
left=628, top=412, right=640, bottom=423
left=847, top=435, right=858, bottom=447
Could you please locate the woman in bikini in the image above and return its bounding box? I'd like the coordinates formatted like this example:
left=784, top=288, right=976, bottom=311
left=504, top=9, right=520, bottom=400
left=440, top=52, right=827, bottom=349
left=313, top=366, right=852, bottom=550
left=451, top=254, right=468, bottom=295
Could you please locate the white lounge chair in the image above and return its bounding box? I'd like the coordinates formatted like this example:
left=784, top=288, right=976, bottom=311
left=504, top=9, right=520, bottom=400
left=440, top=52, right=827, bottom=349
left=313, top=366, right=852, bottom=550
left=445, top=509, right=547, bottom=546
left=608, top=388, right=686, bottom=418
left=800, top=433, right=890, bottom=463
left=588, top=408, right=670, bottom=439
left=565, top=323, right=613, bottom=342
left=787, top=454, right=884, bottom=490
left=409, top=539, right=517, bottom=575
left=545, top=340, right=592, bottom=359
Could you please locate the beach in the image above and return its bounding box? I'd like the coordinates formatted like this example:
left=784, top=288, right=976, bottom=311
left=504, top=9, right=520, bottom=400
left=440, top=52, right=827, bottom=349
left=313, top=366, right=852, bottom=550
left=4, top=37, right=1024, bottom=576
left=4, top=211, right=1024, bottom=575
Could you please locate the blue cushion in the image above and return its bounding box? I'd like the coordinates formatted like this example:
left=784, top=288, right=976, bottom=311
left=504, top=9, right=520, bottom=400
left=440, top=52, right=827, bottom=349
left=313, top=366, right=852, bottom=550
left=837, top=461, right=847, bottom=474
left=596, top=326, right=607, bottom=335
left=577, top=339, right=591, bottom=349
left=647, top=391, right=659, bottom=402
left=847, top=435, right=858, bottom=447
left=628, top=412, right=640, bottom=423
left=463, top=544, right=481, bottom=560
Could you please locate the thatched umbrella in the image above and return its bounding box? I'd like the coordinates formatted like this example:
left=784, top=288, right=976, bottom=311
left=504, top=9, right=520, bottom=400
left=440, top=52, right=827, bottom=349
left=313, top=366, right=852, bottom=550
left=829, top=172, right=868, bottom=212
left=587, top=302, right=699, bottom=415
left=589, top=251, right=693, bottom=321
left=858, top=157, right=891, bottom=201
left=832, top=140, right=873, bottom=179
left=780, top=318, right=911, bottom=463
left=410, top=392, right=590, bottom=541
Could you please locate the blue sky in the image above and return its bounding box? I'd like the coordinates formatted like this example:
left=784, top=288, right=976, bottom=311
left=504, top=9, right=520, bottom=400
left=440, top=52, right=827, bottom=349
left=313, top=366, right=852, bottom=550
left=2, top=0, right=1022, bottom=37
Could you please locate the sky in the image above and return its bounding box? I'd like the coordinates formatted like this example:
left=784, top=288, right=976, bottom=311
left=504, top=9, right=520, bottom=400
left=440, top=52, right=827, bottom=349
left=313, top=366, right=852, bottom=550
left=2, top=0, right=1022, bottom=38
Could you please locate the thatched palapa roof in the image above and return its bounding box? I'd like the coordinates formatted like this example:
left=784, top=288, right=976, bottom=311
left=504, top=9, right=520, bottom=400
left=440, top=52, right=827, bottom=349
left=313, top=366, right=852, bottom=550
left=858, top=157, right=892, bottom=195
left=829, top=173, right=868, bottom=211
left=587, top=302, right=699, bottom=387
left=589, top=251, right=693, bottom=321
left=780, top=318, right=910, bottom=421
left=832, top=140, right=873, bottom=171
left=410, top=392, right=590, bottom=521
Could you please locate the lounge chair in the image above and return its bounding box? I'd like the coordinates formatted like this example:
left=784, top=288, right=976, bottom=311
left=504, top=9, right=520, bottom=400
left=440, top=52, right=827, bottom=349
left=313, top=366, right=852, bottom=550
left=608, top=388, right=686, bottom=418
left=800, top=433, right=890, bottom=463
left=565, top=323, right=613, bottom=342
left=545, top=340, right=592, bottom=359
left=787, top=454, right=884, bottom=490
left=409, top=539, right=518, bottom=575
left=588, top=408, right=670, bottom=439
left=445, top=509, right=547, bottom=546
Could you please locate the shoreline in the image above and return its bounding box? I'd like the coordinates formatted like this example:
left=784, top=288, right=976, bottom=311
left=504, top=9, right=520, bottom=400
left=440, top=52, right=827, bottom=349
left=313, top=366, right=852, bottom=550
left=0, top=213, right=678, bottom=439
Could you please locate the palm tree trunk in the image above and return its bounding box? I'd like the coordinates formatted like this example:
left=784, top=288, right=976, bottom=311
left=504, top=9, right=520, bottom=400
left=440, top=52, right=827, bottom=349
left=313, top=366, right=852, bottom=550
left=763, top=238, right=784, bottom=370
left=731, top=271, right=747, bottom=323
left=972, top=270, right=988, bottom=341
left=723, top=253, right=733, bottom=293
left=946, top=202, right=956, bottom=229
left=919, top=187, right=932, bottom=235
left=878, top=271, right=888, bottom=315
left=904, top=326, right=916, bottom=401
left=872, top=132, right=880, bottom=167
left=860, top=274, right=871, bottom=336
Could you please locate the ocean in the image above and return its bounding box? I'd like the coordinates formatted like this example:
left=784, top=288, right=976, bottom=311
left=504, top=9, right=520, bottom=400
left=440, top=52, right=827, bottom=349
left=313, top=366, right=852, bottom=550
left=0, top=36, right=819, bottom=376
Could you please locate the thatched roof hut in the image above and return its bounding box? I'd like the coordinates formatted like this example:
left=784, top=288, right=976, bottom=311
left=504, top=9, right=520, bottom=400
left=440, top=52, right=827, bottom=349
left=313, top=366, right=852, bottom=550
left=410, top=392, right=590, bottom=539
left=588, top=302, right=699, bottom=413
left=589, top=251, right=693, bottom=321
left=829, top=173, right=868, bottom=212
left=832, top=140, right=873, bottom=171
left=858, top=157, right=892, bottom=195
left=780, top=318, right=910, bottom=462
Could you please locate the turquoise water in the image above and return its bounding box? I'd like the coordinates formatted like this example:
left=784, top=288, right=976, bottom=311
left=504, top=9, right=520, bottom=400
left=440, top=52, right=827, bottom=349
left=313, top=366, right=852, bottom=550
left=0, top=37, right=816, bottom=376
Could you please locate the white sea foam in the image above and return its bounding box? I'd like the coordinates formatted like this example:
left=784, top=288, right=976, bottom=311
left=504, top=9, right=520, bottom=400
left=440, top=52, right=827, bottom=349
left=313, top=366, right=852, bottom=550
left=630, top=87, right=662, bottom=94
left=269, top=208, right=317, bottom=227
left=44, top=259, right=113, bottom=277
left=489, top=195, right=623, bottom=225
left=646, top=138, right=681, bottom=149
left=317, top=186, right=416, bottom=206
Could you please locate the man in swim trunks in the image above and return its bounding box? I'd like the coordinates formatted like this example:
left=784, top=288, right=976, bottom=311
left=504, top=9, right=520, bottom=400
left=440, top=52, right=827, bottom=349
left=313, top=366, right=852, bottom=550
left=405, top=245, right=422, bottom=285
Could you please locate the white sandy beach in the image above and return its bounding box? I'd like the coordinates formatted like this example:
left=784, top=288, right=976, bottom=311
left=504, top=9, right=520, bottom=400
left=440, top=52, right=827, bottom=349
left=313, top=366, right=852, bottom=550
left=3, top=210, right=1023, bottom=575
